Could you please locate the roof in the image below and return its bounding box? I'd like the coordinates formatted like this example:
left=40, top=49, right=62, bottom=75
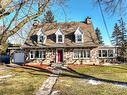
left=23, top=22, right=99, bottom=48
left=98, top=45, right=121, bottom=49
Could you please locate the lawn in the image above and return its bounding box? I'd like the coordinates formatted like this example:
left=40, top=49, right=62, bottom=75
left=70, top=64, right=127, bottom=82
left=53, top=64, right=127, bottom=95
left=0, top=66, right=50, bottom=95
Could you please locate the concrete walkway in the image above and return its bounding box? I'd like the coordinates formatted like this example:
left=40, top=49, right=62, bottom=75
left=36, top=66, right=62, bottom=95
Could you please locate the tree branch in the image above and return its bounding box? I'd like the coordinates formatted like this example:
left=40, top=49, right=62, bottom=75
left=1, top=0, right=50, bottom=43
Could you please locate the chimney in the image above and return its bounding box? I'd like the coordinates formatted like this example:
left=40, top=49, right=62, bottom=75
left=86, top=16, right=92, bottom=24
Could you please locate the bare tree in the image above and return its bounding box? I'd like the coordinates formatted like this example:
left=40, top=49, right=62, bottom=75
left=0, top=0, right=67, bottom=52
left=95, top=0, right=127, bottom=16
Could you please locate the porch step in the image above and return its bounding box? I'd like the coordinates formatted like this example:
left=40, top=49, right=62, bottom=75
left=51, top=63, right=63, bottom=68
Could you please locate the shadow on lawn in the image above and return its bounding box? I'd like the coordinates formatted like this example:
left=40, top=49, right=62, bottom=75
left=58, top=66, right=127, bottom=86
left=110, top=65, right=127, bottom=71
left=6, top=64, right=53, bottom=76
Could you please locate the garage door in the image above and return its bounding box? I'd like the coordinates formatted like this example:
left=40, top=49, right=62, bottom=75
left=14, top=52, right=25, bottom=64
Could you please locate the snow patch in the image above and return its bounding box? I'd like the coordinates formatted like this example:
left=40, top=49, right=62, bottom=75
left=88, top=79, right=127, bottom=88
left=88, top=79, right=102, bottom=85
left=115, top=84, right=127, bottom=88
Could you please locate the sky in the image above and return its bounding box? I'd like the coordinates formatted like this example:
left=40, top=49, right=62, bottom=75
left=52, top=0, right=127, bottom=45
left=7, top=0, right=127, bottom=45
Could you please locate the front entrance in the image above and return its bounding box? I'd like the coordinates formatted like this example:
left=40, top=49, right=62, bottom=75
left=57, top=49, right=63, bottom=63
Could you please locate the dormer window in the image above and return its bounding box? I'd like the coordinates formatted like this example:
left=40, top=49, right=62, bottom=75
left=55, top=28, right=64, bottom=43
left=74, top=27, right=84, bottom=43
left=77, top=34, right=82, bottom=42
left=38, top=35, right=44, bottom=42
left=37, top=29, right=46, bottom=44
left=58, top=35, right=63, bottom=42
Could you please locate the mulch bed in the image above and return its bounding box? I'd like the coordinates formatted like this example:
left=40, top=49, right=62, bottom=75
left=25, top=63, right=54, bottom=72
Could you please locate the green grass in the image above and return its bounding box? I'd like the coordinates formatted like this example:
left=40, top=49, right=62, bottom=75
left=0, top=66, right=49, bottom=95
left=72, top=64, right=127, bottom=82
left=53, top=64, right=127, bottom=95
left=53, top=77, right=127, bottom=95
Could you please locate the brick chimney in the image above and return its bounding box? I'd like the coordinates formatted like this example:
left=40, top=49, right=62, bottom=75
left=86, top=16, right=92, bottom=24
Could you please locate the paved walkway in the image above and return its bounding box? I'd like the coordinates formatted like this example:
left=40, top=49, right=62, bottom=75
left=36, top=65, right=62, bottom=95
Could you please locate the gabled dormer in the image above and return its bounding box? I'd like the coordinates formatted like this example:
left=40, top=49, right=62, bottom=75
left=74, top=27, right=84, bottom=43
left=55, top=28, right=64, bottom=43
left=37, top=29, right=46, bottom=44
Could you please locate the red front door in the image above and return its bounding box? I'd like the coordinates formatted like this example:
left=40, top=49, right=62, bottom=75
left=57, top=50, right=63, bottom=63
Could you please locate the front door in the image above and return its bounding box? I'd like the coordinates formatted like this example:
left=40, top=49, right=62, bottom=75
left=57, top=49, right=63, bottom=63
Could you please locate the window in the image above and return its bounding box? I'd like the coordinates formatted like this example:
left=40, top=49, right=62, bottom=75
left=37, top=29, right=46, bottom=43
left=102, top=50, right=107, bottom=57
left=98, top=50, right=101, bottom=57
left=39, top=36, right=44, bottom=42
left=98, top=49, right=114, bottom=58
left=58, top=35, right=63, bottom=42
left=35, top=51, right=40, bottom=58
left=30, top=50, right=46, bottom=59
left=74, top=27, right=84, bottom=43
left=75, top=34, right=83, bottom=43
left=30, top=51, right=34, bottom=59
left=38, top=35, right=45, bottom=43
left=55, top=29, right=64, bottom=43
left=86, top=50, right=90, bottom=58
left=42, top=51, right=46, bottom=58
left=73, top=49, right=90, bottom=59
left=77, top=35, right=82, bottom=42
left=108, top=50, right=113, bottom=57
left=56, top=34, right=64, bottom=43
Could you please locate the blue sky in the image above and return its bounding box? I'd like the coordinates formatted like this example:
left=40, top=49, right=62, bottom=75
left=52, top=0, right=127, bottom=45
left=7, top=0, right=127, bottom=44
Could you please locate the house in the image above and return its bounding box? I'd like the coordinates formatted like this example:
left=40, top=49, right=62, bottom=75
left=8, top=17, right=119, bottom=65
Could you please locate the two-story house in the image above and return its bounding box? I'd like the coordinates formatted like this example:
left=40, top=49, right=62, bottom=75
left=9, top=17, right=119, bottom=65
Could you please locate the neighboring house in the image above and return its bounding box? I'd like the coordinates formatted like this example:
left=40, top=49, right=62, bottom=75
left=8, top=17, right=119, bottom=65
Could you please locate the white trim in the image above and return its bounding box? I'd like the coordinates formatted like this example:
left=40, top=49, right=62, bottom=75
left=55, top=28, right=64, bottom=43
left=29, top=50, right=46, bottom=59
left=98, top=49, right=115, bottom=58
left=75, top=34, right=84, bottom=43
left=37, top=29, right=46, bottom=44
left=56, top=48, right=64, bottom=63
left=29, top=50, right=35, bottom=59
left=74, top=27, right=84, bottom=43
left=37, top=34, right=47, bottom=44
left=73, top=49, right=90, bottom=59
left=56, top=34, right=64, bottom=43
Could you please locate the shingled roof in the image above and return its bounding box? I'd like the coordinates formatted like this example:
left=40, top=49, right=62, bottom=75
left=23, top=21, right=99, bottom=48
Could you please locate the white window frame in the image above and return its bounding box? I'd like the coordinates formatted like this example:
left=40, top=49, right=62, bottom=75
left=38, top=34, right=46, bottom=43
left=37, top=29, right=46, bottom=44
left=56, top=34, right=64, bottom=43
left=108, top=50, right=114, bottom=57
left=73, top=49, right=90, bottom=59
left=30, top=51, right=35, bottom=59
left=29, top=50, right=46, bottom=59
left=98, top=49, right=114, bottom=58
left=74, top=27, right=84, bottom=43
left=75, top=34, right=84, bottom=43
left=55, top=29, right=64, bottom=43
